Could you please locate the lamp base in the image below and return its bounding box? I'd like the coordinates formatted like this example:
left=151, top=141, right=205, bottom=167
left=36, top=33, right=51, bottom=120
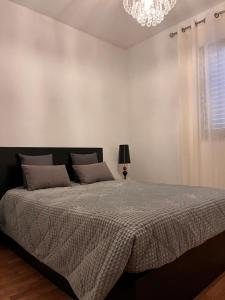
left=123, top=165, right=128, bottom=180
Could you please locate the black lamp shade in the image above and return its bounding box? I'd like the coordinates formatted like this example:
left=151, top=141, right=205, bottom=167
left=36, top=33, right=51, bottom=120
left=119, top=145, right=131, bottom=164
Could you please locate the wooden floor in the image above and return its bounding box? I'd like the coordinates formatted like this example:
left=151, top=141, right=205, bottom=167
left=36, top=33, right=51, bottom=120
left=0, top=243, right=225, bottom=300
left=0, top=244, right=71, bottom=300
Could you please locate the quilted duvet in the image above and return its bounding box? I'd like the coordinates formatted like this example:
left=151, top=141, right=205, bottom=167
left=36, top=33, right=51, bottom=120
left=1, top=180, right=225, bottom=300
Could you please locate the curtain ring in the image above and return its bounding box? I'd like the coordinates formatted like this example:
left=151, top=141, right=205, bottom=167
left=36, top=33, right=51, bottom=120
left=169, top=32, right=177, bottom=38
left=214, top=12, right=220, bottom=18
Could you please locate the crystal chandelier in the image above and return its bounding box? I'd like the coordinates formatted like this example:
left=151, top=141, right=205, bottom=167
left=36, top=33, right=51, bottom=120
left=123, top=0, right=177, bottom=27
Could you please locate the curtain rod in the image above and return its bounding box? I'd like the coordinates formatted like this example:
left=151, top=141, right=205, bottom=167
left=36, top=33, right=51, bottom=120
left=169, top=9, right=225, bottom=38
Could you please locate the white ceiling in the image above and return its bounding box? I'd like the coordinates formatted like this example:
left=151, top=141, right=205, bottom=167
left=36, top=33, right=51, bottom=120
left=10, top=0, right=225, bottom=49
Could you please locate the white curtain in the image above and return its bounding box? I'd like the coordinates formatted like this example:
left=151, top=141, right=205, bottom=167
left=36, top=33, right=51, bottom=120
left=178, top=10, right=225, bottom=188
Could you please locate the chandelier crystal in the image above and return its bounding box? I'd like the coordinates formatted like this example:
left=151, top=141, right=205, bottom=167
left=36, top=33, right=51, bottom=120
left=123, top=0, right=177, bottom=27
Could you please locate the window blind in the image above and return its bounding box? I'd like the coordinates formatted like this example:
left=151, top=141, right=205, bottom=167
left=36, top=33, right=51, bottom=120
left=207, top=41, right=225, bottom=130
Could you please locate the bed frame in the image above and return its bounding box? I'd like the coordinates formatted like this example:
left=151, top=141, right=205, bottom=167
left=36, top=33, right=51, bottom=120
left=0, top=147, right=225, bottom=300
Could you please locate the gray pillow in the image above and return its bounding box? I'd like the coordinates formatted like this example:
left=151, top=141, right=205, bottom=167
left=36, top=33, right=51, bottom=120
left=19, top=153, right=53, bottom=165
left=22, top=165, right=71, bottom=191
left=73, top=162, right=114, bottom=184
left=18, top=154, right=53, bottom=187
left=71, top=153, right=98, bottom=165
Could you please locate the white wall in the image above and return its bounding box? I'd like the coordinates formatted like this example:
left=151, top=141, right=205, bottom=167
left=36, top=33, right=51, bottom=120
left=127, top=28, right=181, bottom=184
left=0, top=0, right=129, bottom=177
left=2, top=1, right=221, bottom=184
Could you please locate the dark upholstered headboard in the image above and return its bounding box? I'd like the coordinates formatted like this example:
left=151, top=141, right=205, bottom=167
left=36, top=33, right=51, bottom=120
left=0, top=147, right=103, bottom=198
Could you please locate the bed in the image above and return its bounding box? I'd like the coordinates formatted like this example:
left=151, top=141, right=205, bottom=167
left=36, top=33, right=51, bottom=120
left=0, top=147, right=225, bottom=300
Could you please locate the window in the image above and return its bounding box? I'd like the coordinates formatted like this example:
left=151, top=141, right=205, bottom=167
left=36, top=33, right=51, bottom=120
left=200, top=40, right=225, bottom=134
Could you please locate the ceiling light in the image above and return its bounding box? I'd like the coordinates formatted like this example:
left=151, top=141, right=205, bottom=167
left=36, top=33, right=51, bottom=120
left=123, top=0, right=176, bottom=27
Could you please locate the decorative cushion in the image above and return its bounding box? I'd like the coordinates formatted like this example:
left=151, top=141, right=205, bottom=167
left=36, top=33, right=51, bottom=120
left=73, top=162, right=114, bottom=184
left=70, top=153, right=98, bottom=165
left=22, top=165, right=71, bottom=191
left=18, top=153, right=53, bottom=165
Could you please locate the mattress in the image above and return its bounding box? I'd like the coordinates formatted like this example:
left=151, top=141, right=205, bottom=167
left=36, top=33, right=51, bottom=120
left=1, top=180, right=225, bottom=300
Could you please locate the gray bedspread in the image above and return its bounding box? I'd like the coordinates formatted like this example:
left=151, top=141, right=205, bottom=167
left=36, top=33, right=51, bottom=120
left=1, top=180, right=225, bottom=300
